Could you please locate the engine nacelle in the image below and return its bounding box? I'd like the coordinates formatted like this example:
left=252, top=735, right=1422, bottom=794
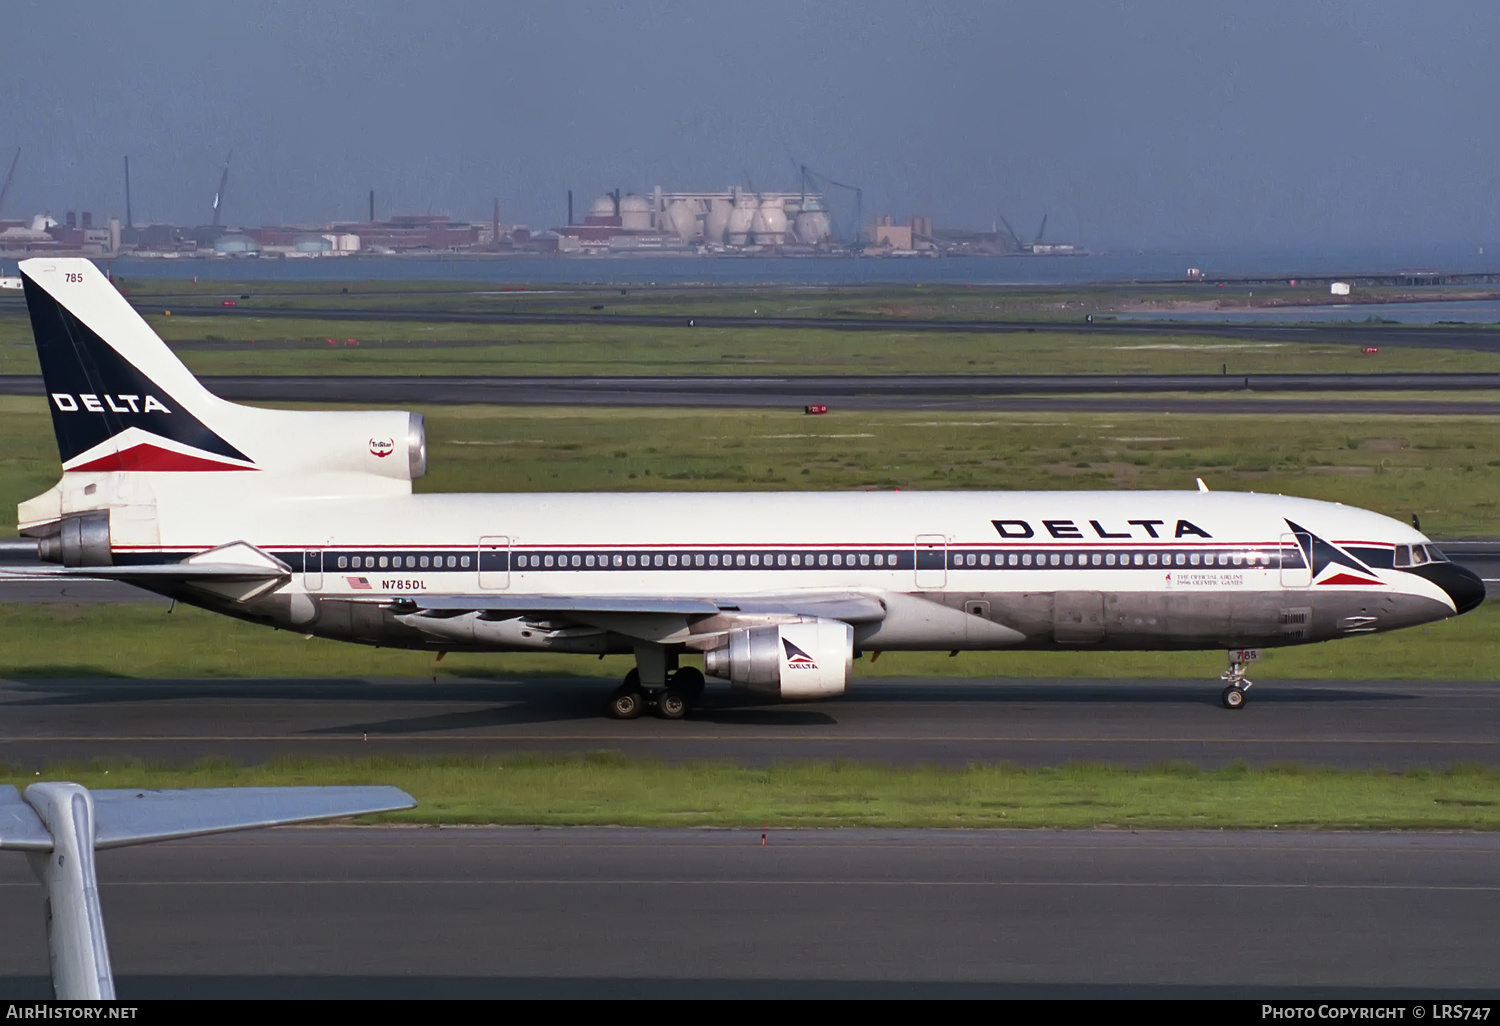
left=704, top=618, right=852, bottom=700
left=35, top=511, right=110, bottom=567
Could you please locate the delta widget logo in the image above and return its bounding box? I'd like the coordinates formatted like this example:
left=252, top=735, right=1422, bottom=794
left=783, top=638, right=819, bottom=670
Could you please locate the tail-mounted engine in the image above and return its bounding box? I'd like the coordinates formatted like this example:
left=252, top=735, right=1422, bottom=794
left=704, top=618, right=853, bottom=700
left=34, top=511, right=110, bottom=567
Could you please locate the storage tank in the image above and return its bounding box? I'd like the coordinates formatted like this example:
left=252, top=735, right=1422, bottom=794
left=793, top=198, right=833, bottom=244
left=726, top=193, right=756, bottom=246
left=752, top=197, right=789, bottom=246
left=704, top=198, right=732, bottom=245
left=619, top=193, right=652, bottom=231
left=663, top=198, right=702, bottom=241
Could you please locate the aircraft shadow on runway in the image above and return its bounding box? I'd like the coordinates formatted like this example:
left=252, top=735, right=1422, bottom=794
left=842, top=680, right=1420, bottom=706
left=314, top=688, right=841, bottom=735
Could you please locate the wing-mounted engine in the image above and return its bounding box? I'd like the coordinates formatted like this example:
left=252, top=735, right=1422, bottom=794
left=704, top=618, right=853, bottom=699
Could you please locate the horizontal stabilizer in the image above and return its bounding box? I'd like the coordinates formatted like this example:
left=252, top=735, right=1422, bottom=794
left=0, top=562, right=289, bottom=581
left=0, top=785, right=53, bottom=851
left=88, top=785, right=415, bottom=849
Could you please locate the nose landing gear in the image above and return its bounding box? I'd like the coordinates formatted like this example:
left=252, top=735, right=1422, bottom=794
left=1220, top=656, right=1253, bottom=710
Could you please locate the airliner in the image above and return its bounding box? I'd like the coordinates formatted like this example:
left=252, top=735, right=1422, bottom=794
left=10, top=258, right=1485, bottom=717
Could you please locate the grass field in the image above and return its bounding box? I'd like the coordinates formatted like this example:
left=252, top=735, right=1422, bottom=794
left=3, top=308, right=1498, bottom=377
left=101, top=275, right=1500, bottom=321
left=6, top=755, right=1500, bottom=829
left=1, top=399, right=1497, bottom=535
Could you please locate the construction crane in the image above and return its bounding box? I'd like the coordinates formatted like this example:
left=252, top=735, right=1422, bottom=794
left=210, top=149, right=232, bottom=228
left=797, top=163, right=863, bottom=247
left=0, top=149, right=19, bottom=219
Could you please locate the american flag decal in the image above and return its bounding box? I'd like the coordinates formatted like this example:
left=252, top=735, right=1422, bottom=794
left=345, top=576, right=372, bottom=590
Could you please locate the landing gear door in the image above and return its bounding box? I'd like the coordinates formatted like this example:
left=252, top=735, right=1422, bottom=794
left=303, top=550, right=323, bottom=591
left=914, top=535, right=946, bottom=590
left=479, top=536, right=510, bottom=590
left=1280, top=532, right=1311, bottom=588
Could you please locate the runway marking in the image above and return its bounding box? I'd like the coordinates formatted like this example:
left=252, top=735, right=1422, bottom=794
left=17, top=879, right=1500, bottom=891
left=1, top=734, right=1495, bottom=745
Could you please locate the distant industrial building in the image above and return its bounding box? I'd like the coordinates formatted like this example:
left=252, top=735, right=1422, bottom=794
left=557, top=187, right=836, bottom=253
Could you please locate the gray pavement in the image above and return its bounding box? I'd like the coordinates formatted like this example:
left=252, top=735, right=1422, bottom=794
left=6, top=372, right=1500, bottom=414
left=0, top=674, right=1495, bottom=769
left=0, top=826, right=1495, bottom=998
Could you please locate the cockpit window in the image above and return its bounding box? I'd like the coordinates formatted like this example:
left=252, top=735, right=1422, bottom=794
left=1394, top=545, right=1412, bottom=567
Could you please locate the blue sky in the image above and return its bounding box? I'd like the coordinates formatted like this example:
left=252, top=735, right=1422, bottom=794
left=4, top=1, right=1499, bottom=249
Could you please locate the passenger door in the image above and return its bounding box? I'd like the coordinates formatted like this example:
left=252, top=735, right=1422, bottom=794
left=914, top=535, right=946, bottom=590
left=303, top=550, right=323, bottom=591
left=478, top=536, right=510, bottom=589
left=1280, top=532, right=1312, bottom=588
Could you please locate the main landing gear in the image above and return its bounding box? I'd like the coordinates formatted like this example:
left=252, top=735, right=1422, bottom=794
left=1220, top=658, right=1253, bottom=710
left=607, top=667, right=706, bottom=721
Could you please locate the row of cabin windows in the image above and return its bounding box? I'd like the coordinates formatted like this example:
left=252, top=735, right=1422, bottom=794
left=513, top=551, right=903, bottom=570
left=505, top=548, right=1291, bottom=571
left=336, top=554, right=471, bottom=570
left=327, top=547, right=1302, bottom=573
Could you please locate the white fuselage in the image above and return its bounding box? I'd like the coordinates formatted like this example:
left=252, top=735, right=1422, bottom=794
left=111, top=482, right=1460, bottom=654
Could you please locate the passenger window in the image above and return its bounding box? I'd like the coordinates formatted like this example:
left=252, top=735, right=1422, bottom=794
left=378, top=556, right=388, bottom=569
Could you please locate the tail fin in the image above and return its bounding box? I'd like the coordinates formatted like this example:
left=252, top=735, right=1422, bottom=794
left=18, top=257, right=422, bottom=483
left=21, top=258, right=255, bottom=471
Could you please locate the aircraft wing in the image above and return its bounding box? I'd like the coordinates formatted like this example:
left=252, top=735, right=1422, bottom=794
left=0, top=783, right=415, bottom=852
left=89, top=785, right=415, bottom=849
left=0, top=785, right=53, bottom=851
left=404, top=592, right=888, bottom=624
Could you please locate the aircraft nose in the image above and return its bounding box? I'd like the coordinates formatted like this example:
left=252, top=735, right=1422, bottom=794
left=1410, top=561, right=1487, bottom=615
